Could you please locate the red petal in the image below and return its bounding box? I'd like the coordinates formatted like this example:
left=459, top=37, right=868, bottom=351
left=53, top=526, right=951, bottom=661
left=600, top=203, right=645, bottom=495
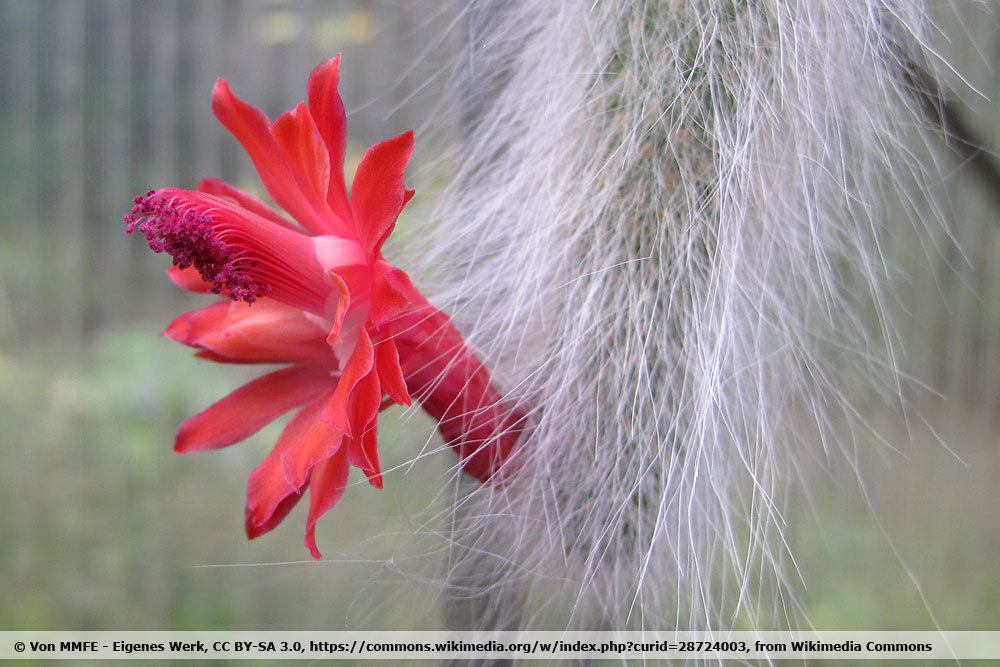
left=306, top=55, right=351, bottom=223
left=193, top=350, right=251, bottom=364
left=197, top=177, right=299, bottom=231
left=369, top=260, right=412, bottom=326
left=344, top=373, right=383, bottom=487
left=350, top=131, right=414, bottom=256
left=164, top=299, right=333, bottom=365
left=211, top=78, right=334, bottom=235
left=394, top=293, right=524, bottom=483
left=324, top=270, right=351, bottom=346
left=246, top=489, right=302, bottom=541
left=322, top=327, right=375, bottom=437
left=279, top=410, right=345, bottom=493
left=175, top=365, right=333, bottom=453
left=374, top=337, right=411, bottom=406
left=166, top=266, right=211, bottom=293
left=271, top=102, right=336, bottom=227
left=245, top=398, right=342, bottom=538
left=304, top=444, right=351, bottom=560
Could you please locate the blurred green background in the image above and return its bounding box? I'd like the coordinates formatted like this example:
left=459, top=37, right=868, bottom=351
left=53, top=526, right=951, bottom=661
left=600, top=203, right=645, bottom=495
left=0, top=0, right=463, bottom=633
left=0, top=0, right=998, bottom=644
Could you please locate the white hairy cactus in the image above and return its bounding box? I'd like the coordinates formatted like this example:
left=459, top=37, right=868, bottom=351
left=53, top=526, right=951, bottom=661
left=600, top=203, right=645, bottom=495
left=400, top=0, right=948, bottom=632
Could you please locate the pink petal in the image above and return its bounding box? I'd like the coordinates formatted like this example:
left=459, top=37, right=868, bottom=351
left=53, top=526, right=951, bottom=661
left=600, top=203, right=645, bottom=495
left=304, top=443, right=351, bottom=559
left=197, top=177, right=299, bottom=231
left=175, top=365, right=333, bottom=453
left=369, top=260, right=412, bottom=326
left=271, top=102, right=337, bottom=228
left=374, top=336, right=411, bottom=406
left=166, top=266, right=211, bottom=293
left=245, top=489, right=303, bottom=541
left=324, top=270, right=351, bottom=346
left=350, top=131, right=414, bottom=256
left=192, top=349, right=252, bottom=364
left=344, top=373, right=383, bottom=487
left=163, top=299, right=333, bottom=365
left=245, top=398, right=342, bottom=539
left=279, top=405, right=344, bottom=492
left=306, top=55, right=351, bottom=223
left=211, top=78, right=334, bottom=235
left=322, top=327, right=375, bottom=437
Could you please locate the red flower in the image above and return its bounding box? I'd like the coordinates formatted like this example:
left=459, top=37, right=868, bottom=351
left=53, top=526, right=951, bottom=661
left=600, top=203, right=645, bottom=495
left=125, top=56, right=523, bottom=559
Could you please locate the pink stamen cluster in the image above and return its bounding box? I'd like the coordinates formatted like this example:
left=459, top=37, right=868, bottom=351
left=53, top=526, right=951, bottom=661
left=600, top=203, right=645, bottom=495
left=124, top=191, right=268, bottom=303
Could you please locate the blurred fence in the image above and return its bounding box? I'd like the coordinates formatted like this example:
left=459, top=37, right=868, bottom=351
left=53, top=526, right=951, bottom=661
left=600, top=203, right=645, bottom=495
left=0, top=0, right=457, bottom=345
left=2, top=1, right=1000, bottom=425
left=0, top=0, right=465, bottom=630
left=0, top=0, right=998, bottom=633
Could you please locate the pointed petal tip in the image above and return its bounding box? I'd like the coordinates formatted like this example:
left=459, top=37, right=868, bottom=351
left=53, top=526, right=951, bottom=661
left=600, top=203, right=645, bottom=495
left=319, top=404, right=352, bottom=438
left=211, top=77, right=263, bottom=125
left=307, top=58, right=342, bottom=101
left=304, top=529, right=323, bottom=560
left=386, top=129, right=415, bottom=153
left=161, top=313, right=191, bottom=342
left=173, top=426, right=197, bottom=454
left=173, top=366, right=332, bottom=455
left=274, top=100, right=311, bottom=130
left=307, top=54, right=350, bottom=220
left=244, top=483, right=304, bottom=541
left=396, top=130, right=415, bottom=154
left=210, top=78, right=232, bottom=104
left=312, top=53, right=342, bottom=76
left=365, top=129, right=415, bottom=157
left=302, top=442, right=351, bottom=562
left=245, top=503, right=279, bottom=541
left=173, top=414, right=217, bottom=454
left=351, top=133, right=416, bottom=254
left=323, top=270, right=350, bottom=347
left=166, top=266, right=213, bottom=294
left=245, top=513, right=266, bottom=541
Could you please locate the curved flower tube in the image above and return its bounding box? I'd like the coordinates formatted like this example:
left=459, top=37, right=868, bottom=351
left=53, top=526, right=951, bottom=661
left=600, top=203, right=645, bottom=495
left=125, top=55, right=524, bottom=559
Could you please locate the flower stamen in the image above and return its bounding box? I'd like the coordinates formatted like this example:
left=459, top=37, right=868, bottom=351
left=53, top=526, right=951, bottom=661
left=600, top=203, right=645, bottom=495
left=126, top=189, right=341, bottom=314
left=125, top=191, right=269, bottom=303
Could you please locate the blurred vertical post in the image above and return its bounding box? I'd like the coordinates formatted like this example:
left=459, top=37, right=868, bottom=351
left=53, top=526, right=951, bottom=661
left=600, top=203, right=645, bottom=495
left=189, top=0, right=223, bottom=185
left=975, top=12, right=1000, bottom=434
left=237, top=0, right=267, bottom=188
left=144, top=0, right=181, bottom=625
left=97, top=0, right=133, bottom=327
left=53, top=0, right=87, bottom=346
left=148, top=0, right=179, bottom=191
left=2, top=0, right=41, bottom=341
left=0, top=0, right=42, bottom=611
